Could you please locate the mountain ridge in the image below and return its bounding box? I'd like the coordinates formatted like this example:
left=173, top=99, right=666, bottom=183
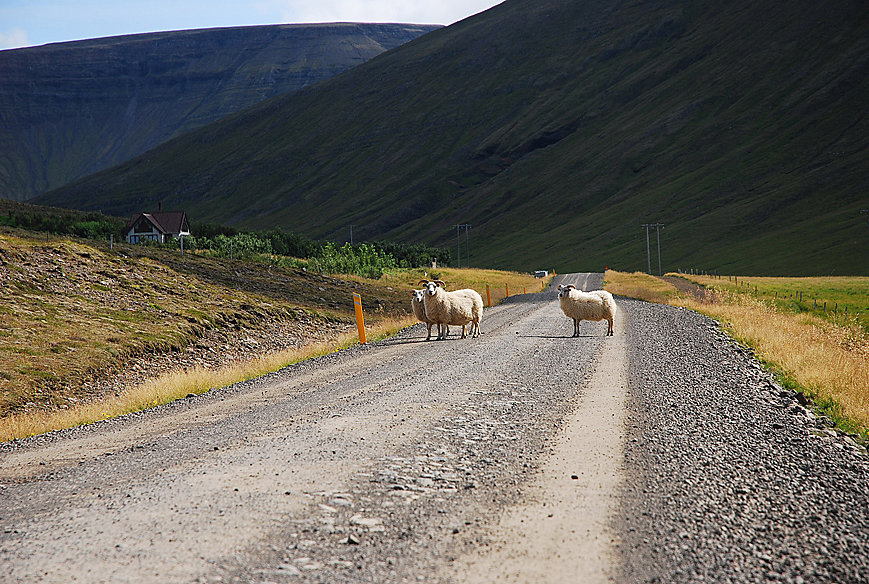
left=33, top=0, right=869, bottom=275
left=0, top=22, right=440, bottom=200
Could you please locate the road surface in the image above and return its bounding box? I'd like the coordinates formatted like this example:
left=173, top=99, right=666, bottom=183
left=1, top=273, right=867, bottom=583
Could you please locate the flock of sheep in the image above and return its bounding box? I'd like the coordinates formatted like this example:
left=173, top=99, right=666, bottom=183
left=410, top=280, right=617, bottom=340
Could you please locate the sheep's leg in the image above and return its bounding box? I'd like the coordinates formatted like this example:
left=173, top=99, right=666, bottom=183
left=461, top=324, right=467, bottom=339
left=573, top=319, right=581, bottom=337
left=606, top=317, right=614, bottom=336
left=425, top=322, right=433, bottom=341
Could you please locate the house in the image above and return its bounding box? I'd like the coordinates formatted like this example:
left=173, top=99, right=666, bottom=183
left=125, top=211, right=190, bottom=244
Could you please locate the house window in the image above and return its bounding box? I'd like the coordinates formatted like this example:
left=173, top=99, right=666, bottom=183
left=130, top=234, right=158, bottom=244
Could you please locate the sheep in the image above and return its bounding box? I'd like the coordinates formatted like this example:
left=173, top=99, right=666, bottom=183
left=410, top=288, right=436, bottom=341
left=418, top=279, right=483, bottom=340
left=450, top=287, right=484, bottom=338
left=557, top=284, right=617, bottom=336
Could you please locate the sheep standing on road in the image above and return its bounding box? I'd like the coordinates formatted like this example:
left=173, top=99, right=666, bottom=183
left=418, top=280, right=483, bottom=340
left=410, top=289, right=436, bottom=341
left=557, top=284, right=617, bottom=336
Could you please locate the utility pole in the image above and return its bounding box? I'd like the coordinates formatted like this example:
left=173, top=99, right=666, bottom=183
left=455, top=224, right=461, bottom=268
left=464, top=224, right=471, bottom=267
left=453, top=224, right=471, bottom=268
left=643, top=224, right=651, bottom=274
left=641, top=223, right=664, bottom=275
left=349, top=225, right=357, bottom=245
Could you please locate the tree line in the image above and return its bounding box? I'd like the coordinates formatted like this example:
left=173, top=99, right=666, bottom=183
left=0, top=204, right=450, bottom=278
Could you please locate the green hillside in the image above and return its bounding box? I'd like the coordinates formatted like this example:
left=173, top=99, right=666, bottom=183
left=35, top=0, right=869, bottom=275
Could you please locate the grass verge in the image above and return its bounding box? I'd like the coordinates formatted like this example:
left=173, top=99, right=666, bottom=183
left=0, top=314, right=417, bottom=443
left=605, top=270, right=869, bottom=443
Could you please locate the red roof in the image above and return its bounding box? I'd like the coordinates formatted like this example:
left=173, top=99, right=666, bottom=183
left=125, top=211, right=189, bottom=235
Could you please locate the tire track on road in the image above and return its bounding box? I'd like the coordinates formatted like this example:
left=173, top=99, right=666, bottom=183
left=458, top=292, right=627, bottom=583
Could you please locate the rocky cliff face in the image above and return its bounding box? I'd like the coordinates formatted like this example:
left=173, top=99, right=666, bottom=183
left=0, top=23, right=439, bottom=201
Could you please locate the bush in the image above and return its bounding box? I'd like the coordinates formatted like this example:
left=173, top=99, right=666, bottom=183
left=187, top=233, right=273, bottom=259
left=371, top=240, right=450, bottom=268
left=308, top=242, right=398, bottom=279
left=260, top=229, right=320, bottom=259
left=0, top=205, right=125, bottom=240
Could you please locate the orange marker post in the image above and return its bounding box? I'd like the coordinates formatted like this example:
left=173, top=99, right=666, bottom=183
left=505, top=283, right=510, bottom=298
left=353, top=293, right=366, bottom=344
left=486, top=284, right=491, bottom=307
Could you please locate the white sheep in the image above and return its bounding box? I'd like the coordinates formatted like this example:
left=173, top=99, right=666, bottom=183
left=418, top=280, right=483, bottom=340
left=410, top=288, right=436, bottom=341
left=557, top=284, right=617, bottom=336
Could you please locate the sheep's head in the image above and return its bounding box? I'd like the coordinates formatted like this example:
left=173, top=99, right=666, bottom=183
left=422, top=280, right=445, bottom=296
left=557, top=284, right=576, bottom=298
left=412, top=289, right=425, bottom=303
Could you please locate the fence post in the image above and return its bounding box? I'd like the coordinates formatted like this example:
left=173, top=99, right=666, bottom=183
left=505, top=283, right=510, bottom=298
left=486, top=284, right=491, bottom=307
left=353, top=293, right=366, bottom=344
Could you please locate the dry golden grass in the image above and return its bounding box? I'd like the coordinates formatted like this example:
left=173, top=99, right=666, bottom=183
left=0, top=314, right=417, bottom=442
left=381, top=266, right=550, bottom=307
left=603, top=270, right=685, bottom=305
left=0, top=232, right=316, bottom=417
left=605, top=270, right=869, bottom=436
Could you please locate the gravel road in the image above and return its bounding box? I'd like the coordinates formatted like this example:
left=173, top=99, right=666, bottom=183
left=1, top=273, right=867, bottom=583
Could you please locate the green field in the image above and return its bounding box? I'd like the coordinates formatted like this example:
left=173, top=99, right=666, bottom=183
left=684, top=275, right=869, bottom=331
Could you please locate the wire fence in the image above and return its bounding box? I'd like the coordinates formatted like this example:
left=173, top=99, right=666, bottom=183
left=675, top=269, right=867, bottom=330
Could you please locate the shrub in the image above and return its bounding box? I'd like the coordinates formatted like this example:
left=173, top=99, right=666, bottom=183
left=308, top=242, right=398, bottom=279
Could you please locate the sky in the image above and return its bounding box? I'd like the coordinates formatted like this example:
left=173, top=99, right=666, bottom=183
left=0, top=0, right=503, bottom=50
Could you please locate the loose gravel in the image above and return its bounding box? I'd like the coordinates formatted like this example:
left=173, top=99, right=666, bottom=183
left=618, top=298, right=869, bottom=584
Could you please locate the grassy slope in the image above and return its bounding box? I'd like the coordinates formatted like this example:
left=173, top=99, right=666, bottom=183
left=0, top=228, right=406, bottom=417
left=0, top=225, right=542, bottom=423
left=34, top=0, right=869, bottom=275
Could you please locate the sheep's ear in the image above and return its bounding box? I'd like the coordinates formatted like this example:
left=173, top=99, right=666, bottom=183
left=418, top=279, right=429, bottom=285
